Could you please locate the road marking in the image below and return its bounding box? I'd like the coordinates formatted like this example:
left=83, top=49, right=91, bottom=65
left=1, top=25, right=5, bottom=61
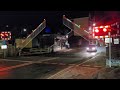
left=0, top=62, right=33, bottom=72
left=59, top=63, right=66, bottom=65
left=76, top=53, right=100, bottom=66
left=0, top=59, right=32, bottom=63
left=39, top=57, right=59, bottom=62
left=33, top=57, right=59, bottom=64
left=93, top=66, right=102, bottom=68
left=81, top=65, right=102, bottom=68
left=47, top=53, right=100, bottom=79
left=0, top=57, right=59, bottom=63
left=0, top=57, right=59, bottom=72
left=81, top=65, right=91, bottom=67
left=47, top=66, right=73, bottom=79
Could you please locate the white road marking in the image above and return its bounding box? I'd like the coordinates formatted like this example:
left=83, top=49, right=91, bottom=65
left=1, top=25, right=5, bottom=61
left=47, top=66, right=74, bottom=79
left=33, top=57, right=59, bottom=64
left=0, top=62, right=33, bottom=72
left=76, top=53, right=100, bottom=66
left=0, top=59, right=32, bottom=63
left=81, top=65, right=91, bottom=67
left=0, top=57, right=59, bottom=72
left=47, top=53, right=100, bottom=79
left=0, top=57, right=59, bottom=63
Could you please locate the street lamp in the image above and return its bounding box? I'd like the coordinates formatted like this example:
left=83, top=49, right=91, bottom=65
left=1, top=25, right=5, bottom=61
left=6, top=25, right=9, bottom=27
left=21, top=28, right=27, bottom=38
left=23, top=28, right=27, bottom=32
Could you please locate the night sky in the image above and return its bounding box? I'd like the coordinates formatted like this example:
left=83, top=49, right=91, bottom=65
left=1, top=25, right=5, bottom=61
left=1, top=11, right=120, bottom=35
left=0, top=11, right=89, bottom=29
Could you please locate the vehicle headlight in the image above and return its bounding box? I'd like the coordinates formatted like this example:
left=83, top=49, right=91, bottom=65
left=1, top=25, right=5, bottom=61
left=92, top=47, right=95, bottom=50
left=86, top=47, right=89, bottom=50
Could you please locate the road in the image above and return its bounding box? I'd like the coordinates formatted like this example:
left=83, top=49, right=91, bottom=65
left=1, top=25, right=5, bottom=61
left=0, top=46, right=106, bottom=79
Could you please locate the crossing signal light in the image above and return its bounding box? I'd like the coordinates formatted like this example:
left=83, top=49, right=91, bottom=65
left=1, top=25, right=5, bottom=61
left=93, top=25, right=110, bottom=38
left=103, top=28, right=107, bottom=32
left=0, top=31, right=11, bottom=40
left=95, top=28, right=99, bottom=33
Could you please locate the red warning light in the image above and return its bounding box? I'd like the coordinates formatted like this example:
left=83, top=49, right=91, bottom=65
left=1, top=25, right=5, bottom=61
left=103, top=28, right=107, bottom=32
left=0, top=31, right=11, bottom=40
left=95, top=28, right=99, bottom=33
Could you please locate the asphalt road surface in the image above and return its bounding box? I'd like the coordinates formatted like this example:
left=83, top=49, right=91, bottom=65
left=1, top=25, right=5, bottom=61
left=0, top=46, right=106, bottom=79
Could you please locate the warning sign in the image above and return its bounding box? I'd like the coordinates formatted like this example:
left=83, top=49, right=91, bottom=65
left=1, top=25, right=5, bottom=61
left=114, top=38, right=119, bottom=44
left=105, top=38, right=112, bottom=43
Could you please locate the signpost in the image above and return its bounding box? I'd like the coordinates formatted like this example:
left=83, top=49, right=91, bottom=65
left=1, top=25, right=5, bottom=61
left=106, top=32, right=120, bottom=67
left=114, top=38, right=119, bottom=44
left=1, top=40, right=7, bottom=58
left=1, top=45, right=7, bottom=58
left=105, top=38, right=112, bottom=43
left=108, top=32, right=111, bottom=67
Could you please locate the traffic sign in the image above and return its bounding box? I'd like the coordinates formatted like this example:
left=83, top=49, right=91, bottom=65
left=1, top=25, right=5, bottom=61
left=114, top=38, right=119, bottom=44
left=1, top=45, right=7, bottom=49
left=105, top=38, right=112, bottom=43
left=106, top=59, right=120, bottom=66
